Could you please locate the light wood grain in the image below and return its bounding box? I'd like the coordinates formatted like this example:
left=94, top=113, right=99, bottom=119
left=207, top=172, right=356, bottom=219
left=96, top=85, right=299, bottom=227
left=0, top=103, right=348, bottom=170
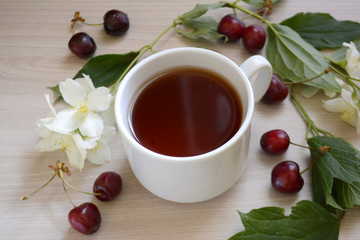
left=1, top=0, right=359, bottom=239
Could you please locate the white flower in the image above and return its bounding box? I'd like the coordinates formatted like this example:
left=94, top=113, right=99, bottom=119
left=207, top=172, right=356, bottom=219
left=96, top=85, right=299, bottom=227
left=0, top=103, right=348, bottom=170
left=37, top=131, right=88, bottom=170
left=35, top=94, right=57, bottom=138
left=100, top=96, right=116, bottom=126
left=36, top=75, right=117, bottom=170
left=87, top=125, right=116, bottom=165
left=45, top=74, right=112, bottom=138
left=323, top=88, right=360, bottom=134
left=343, top=41, right=360, bottom=79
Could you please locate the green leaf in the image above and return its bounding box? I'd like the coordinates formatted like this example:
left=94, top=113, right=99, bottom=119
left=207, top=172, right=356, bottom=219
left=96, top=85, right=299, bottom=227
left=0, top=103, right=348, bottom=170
left=74, top=51, right=140, bottom=88
left=177, top=3, right=226, bottom=41
left=265, top=23, right=341, bottom=92
left=177, top=17, right=225, bottom=41
left=179, top=3, right=225, bottom=20
left=307, top=136, right=360, bottom=210
left=229, top=200, right=340, bottom=240
left=243, top=0, right=278, bottom=7
left=47, top=51, right=139, bottom=98
left=47, top=85, right=61, bottom=96
left=281, top=12, right=360, bottom=49
left=328, top=39, right=360, bottom=67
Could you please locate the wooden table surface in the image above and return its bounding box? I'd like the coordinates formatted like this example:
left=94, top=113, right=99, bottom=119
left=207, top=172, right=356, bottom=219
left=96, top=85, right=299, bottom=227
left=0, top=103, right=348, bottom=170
left=1, top=0, right=359, bottom=239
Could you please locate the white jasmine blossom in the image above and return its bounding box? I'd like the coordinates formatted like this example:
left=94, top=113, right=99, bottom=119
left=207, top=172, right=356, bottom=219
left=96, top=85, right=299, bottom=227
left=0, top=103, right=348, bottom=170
left=35, top=94, right=56, bottom=138
left=343, top=42, right=360, bottom=79
left=37, top=132, right=88, bottom=170
left=100, top=96, right=116, bottom=126
left=46, top=74, right=112, bottom=138
left=323, top=87, right=360, bottom=134
left=87, top=125, right=116, bottom=165
left=36, top=75, right=117, bottom=170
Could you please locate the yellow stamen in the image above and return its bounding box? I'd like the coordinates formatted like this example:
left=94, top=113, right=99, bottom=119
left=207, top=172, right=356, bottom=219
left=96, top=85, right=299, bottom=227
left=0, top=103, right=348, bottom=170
left=90, top=141, right=100, bottom=153
left=76, top=102, right=90, bottom=120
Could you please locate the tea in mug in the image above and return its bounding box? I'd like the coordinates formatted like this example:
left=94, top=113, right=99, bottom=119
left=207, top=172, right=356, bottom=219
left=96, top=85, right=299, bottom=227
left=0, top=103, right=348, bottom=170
left=130, top=67, right=242, bottom=157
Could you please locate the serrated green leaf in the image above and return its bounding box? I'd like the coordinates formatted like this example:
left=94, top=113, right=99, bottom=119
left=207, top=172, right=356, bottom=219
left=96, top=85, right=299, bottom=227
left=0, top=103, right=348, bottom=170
left=243, top=0, right=278, bottom=7
left=179, top=3, right=225, bottom=21
left=328, top=39, right=360, bottom=67
left=177, top=16, right=225, bottom=41
left=229, top=200, right=340, bottom=240
left=281, top=12, right=360, bottom=49
left=177, top=3, right=226, bottom=41
left=266, top=23, right=341, bottom=92
left=307, top=136, right=360, bottom=210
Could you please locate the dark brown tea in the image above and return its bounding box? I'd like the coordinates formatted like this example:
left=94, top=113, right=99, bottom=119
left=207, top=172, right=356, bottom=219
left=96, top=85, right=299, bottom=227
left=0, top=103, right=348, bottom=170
left=130, top=67, right=242, bottom=157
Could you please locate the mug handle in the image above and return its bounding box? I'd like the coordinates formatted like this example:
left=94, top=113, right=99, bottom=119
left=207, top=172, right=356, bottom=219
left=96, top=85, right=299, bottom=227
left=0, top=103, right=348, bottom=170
left=239, top=55, right=272, bottom=102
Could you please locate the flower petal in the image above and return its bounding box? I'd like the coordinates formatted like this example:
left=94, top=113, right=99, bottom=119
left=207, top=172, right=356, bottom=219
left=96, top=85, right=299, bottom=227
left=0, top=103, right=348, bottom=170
left=36, top=132, right=63, bottom=152
left=76, top=74, right=95, bottom=93
left=343, top=41, right=360, bottom=79
left=87, top=87, right=112, bottom=112
left=59, top=78, right=87, bottom=106
left=87, top=141, right=111, bottom=165
left=79, top=111, right=104, bottom=138
left=100, top=125, right=116, bottom=143
left=66, top=134, right=87, bottom=170
left=100, top=97, right=116, bottom=126
left=45, top=108, right=80, bottom=134
left=79, top=136, right=100, bottom=149
left=323, top=98, right=350, bottom=113
left=45, top=94, right=56, bottom=116
left=35, top=117, right=54, bottom=137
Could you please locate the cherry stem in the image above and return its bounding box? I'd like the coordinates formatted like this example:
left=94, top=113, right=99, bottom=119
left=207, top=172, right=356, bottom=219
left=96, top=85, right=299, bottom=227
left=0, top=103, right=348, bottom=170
left=70, top=11, right=103, bottom=35
left=290, top=93, right=334, bottom=139
left=290, top=141, right=324, bottom=151
left=62, top=180, right=76, bottom=208
left=21, top=161, right=101, bottom=202
left=284, top=67, right=332, bottom=85
left=21, top=171, right=58, bottom=200
left=299, top=145, right=330, bottom=175
left=59, top=170, right=101, bottom=197
left=327, top=63, right=360, bottom=93
left=224, top=1, right=271, bottom=25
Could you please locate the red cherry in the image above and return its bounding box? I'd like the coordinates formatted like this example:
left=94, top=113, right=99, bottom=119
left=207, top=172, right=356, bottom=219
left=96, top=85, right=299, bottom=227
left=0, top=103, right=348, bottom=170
left=68, top=202, right=101, bottom=234
left=271, top=161, right=304, bottom=194
left=261, top=74, right=288, bottom=104
left=260, top=129, right=290, bottom=155
left=93, top=172, right=122, bottom=201
left=103, top=10, right=129, bottom=36
left=68, top=32, right=96, bottom=58
left=217, top=14, right=246, bottom=42
left=242, top=24, right=266, bottom=53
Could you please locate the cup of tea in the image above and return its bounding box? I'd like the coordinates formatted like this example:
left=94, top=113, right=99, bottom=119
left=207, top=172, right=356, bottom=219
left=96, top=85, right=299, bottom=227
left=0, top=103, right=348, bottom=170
left=114, top=47, right=272, bottom=203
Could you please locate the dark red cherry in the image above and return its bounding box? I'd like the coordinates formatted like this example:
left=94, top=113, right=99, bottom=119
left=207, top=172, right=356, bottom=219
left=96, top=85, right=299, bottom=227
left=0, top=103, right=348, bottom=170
left=68, top=32, right=96, bottom=58
left=242, top=24, right=266, bottom=53
left=68, top=202, right=101, bottom=234
left=217, top=14, right=246, bottom=42
left=261, top=73, right=288, bottom=104
left=93, top=172, right=122, bottom=201
left=103, top=10, right=129, bottom=36
left=271, top=161, right=304, bottom=194
left=260, top=129, right=290, bottom=155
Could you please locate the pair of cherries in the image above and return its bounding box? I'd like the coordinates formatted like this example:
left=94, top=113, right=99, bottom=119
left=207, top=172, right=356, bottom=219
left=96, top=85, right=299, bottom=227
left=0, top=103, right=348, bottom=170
left=68, top=171, right=122, bottom=234
left=217, top=14, right=266, bottom=53
left=68, top=9, right=130, bottom=58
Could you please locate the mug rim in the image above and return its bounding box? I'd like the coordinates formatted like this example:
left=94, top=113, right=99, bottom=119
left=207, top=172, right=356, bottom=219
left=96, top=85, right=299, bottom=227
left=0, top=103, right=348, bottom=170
left=114, top=47, right=255, bottom=162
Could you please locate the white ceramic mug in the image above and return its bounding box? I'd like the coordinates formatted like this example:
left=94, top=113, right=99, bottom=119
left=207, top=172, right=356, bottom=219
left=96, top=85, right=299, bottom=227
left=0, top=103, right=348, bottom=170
left=114, top=47, right=272, bottom=203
